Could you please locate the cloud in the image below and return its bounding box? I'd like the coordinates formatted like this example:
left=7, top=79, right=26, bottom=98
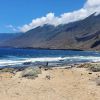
left=6, top=25, right=18, bottom=32
left=85, top=0, right=100, bottom=8
left=20, top=0, right=100, bottom=32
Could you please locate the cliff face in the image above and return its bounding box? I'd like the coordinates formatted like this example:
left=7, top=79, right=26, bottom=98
left=1, top=14, right=100, bottom=50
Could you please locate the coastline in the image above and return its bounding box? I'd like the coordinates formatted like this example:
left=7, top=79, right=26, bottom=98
left=1, top=46, right=100, bottom=52
left=0, top=62, right=100, bottom=100
left=0, top=46, right=95, bottom=51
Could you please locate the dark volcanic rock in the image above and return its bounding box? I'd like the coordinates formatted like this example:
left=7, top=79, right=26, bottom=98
left=23, top=62, right=32, bottom=65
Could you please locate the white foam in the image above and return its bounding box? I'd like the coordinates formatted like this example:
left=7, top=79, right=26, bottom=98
left=0, top=57, right=64, bottom=66
left=0, top=56, right=100, bottom=66
left=64, top=56, right=100, bottom=62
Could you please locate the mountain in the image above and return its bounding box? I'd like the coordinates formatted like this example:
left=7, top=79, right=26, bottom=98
left=0, top=33, right=22, bottom=44
left=1, top=13, right=100, bottom=50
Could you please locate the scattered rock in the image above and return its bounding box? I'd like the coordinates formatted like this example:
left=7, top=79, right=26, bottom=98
left=44, top=67, right=52, bottom=71
left=77, top=63, right=100, bottom=72
left=21, top=67, right=42, bottom=79
left=45, top=75, right=51, bottom=80
left=0, top=68, right=16, bottom=74
left=44, top=68, right=50, bottom=71
left=96, top=78, right=100, bottom=86
left=98, top=75, right=100, bottom=78
left=88, top=72, right=92, bottom=74
left=90, top=66, right=100, bottom=72
left=77, top=63, right=91, bottom=68
left=23, top=62, right=32, bottom=65
left=81, top=73, right=83, bottom=76
left=18, top=82, right=21, bottom=84
left=15, top=93, right=20, bottom=96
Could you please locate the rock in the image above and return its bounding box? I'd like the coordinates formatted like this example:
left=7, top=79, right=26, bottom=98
left=23, top=62, right=32, bottom=65
left=81, top=73, right=83, bottom=76
left=96, top=78, right=100, bottom=86
left=89, top=65, right=100, bottom=72
left=0, top=68, right=16, bottom=74
left=88, top=72, right=92, bottom=74
left=21, top=67, right=42, bottom=79
left=45, top=75, right=51, bottom=80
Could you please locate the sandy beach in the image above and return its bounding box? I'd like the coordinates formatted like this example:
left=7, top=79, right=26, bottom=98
left=0, top=64, right=100, bottom=100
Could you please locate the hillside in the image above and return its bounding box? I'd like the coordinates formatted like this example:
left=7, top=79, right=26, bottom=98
left=0, top=33, right=22, bottom=44
left=1, top=13, right=100, bottom=50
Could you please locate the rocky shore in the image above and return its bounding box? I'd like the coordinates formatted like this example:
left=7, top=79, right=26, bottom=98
left=0, top=62, right=100, bottom=100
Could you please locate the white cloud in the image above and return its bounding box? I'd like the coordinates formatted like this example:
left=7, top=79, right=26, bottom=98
left=6, top=25, right=18, bottom=32
left=84, top=0, right=100, bottom=8
left=20, top=0, right=100, bottom=32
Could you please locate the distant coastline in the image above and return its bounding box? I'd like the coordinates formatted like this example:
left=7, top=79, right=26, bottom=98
left=0, top=46, right=91, bottom=51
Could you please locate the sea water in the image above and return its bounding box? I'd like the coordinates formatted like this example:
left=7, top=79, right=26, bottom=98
left=0, top=48, right=100, bottom=67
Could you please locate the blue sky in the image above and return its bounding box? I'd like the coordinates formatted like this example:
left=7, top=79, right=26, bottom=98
left=0, top=0, right=85, bottom=33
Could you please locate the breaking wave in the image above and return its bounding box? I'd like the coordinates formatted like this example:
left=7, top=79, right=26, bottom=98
left=0, top=56, right=100, bottom=67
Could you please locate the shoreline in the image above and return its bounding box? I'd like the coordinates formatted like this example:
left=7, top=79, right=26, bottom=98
left=0, top=47, right=97, bottom=51
left=1, top=46, right=100, bottom=52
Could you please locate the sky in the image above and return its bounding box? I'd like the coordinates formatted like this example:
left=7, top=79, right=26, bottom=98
left=0, top=0, right=85, bottom=33
left=0, top=0, right=100, bottom=33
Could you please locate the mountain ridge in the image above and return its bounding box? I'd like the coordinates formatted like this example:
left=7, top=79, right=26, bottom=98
left=0, top=13, right=100, bottom=51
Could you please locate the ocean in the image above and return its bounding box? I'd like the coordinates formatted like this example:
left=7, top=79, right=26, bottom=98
left=0, top=48, right=100, bottom=68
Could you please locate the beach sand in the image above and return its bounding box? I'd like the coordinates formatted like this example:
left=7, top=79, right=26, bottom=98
left=0, top=66, right=100, bottom=100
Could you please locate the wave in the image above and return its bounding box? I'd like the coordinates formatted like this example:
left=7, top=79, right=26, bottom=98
left=0, top=56, right=100, bottom=67
left=0, top=57, right=64, bottom=66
